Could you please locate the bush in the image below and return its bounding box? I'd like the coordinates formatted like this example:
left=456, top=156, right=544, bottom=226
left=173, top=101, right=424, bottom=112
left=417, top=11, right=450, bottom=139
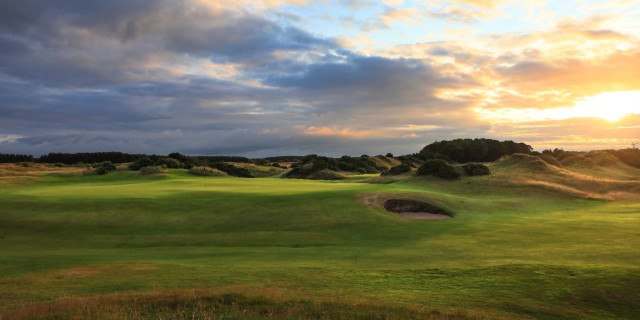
left=386, top=163, right=412, bottom=175
left=137, top=166, right=167, bottom=175
left=155, top=157, right=182, bottom=169
left=416, top=159, right=461, bottom=179
left=94, top=161, right=116, bottom=175
left=128, top=156, right=155, bottom=170
left=209, top=162, right=254, bottom=178
left=462, top=163, right=490, bottom=176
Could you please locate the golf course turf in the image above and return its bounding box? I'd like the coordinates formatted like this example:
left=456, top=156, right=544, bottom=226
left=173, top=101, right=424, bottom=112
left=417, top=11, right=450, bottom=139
left=1, top=161, right=639, bottom=319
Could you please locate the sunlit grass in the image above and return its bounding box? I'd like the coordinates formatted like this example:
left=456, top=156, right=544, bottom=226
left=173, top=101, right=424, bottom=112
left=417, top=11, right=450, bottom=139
left=1, top=165, right=639, bottom=319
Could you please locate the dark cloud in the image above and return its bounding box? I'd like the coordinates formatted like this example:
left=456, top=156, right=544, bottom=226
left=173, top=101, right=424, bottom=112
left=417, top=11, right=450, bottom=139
left=0, top=0, right=334, bottom=87
left=0, top=1, right=490, bottom=157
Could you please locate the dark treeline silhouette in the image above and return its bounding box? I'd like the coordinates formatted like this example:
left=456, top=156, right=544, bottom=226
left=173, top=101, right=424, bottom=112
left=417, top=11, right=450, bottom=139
left=37, top=152, right=145, bottom=164
left=194, top=156, right=251, bottom=163
left=291, top=154, right=387, bottom=174
left=418, top=138, right=533, bottom=163
left=0, top=153, right=35, bottom=163
left=263, top=156, right=306, bottom=163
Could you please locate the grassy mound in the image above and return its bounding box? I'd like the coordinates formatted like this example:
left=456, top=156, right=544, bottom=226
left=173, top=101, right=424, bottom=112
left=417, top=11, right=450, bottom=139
left=188, top=166, right=226, bottom=177
left=136, top=166, right=168, bottom=176
left=561, top=151, right=621, bottom=168
left=494, top=154, right=558, bottom=174
left=227, top=162, right=286, bottom=177
left=490, top=153, right=640, bottom=200
left=559, top=151, right=640, bottom=181
left=283, top=164, right=345, bottom=180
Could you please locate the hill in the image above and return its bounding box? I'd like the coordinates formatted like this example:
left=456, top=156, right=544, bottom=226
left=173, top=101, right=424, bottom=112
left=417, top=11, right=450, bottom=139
left=488, top=153, right=640, bottom=200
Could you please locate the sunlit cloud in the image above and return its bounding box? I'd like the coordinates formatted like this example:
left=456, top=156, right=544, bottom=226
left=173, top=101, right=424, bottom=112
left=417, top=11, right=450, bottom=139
left=475, top=90, right=640, bottom=123
left=0, top=0, right=639, bottom=156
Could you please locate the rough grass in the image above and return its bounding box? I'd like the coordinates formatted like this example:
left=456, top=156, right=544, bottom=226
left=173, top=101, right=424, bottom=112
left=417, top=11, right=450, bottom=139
left=228, top=162, right=287, bottom=177
left=1, top=164, right=639, bottom=319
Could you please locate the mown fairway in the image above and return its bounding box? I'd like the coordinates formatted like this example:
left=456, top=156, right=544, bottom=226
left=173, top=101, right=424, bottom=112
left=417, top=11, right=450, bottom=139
left=1, top=168, right=639, bottom=319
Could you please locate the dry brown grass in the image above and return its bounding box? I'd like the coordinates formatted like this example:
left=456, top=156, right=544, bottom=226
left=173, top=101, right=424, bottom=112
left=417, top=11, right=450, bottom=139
left=0, top=163, right=85, bottom=187
left=2, top=286, right=501, bottom=320
left=491, top=154, right=640, bottom=200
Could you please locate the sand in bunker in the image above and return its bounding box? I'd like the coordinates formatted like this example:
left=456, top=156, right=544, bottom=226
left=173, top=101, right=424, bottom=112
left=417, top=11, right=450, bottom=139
left=392, top=212, right=452, bottom=220
left=383, top=198, right=452, bottom=220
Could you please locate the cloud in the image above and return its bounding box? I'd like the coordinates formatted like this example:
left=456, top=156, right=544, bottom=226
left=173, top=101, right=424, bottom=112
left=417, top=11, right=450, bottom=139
left=1, top=0, right=639, bottom=157
left=0, top=0, right=334, bottom=87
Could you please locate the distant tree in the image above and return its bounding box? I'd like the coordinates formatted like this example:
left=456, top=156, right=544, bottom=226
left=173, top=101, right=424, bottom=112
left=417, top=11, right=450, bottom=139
left=417, top=159, right=461, bottom=179
left=0, top=153, right=34, bottom=163
left=385, top=163, right=411, bottom=175
left=419, top=138, right=533, bottom=163
left=94, top=161, right=116, bottom=175
left=155, top=158, right=182, bottom=169
left=462, top=163, right=490, bottom=176
left=128, top=156, right=155, bottom=170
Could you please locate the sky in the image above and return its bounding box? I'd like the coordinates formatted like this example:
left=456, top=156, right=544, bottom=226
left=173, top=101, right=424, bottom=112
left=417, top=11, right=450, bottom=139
left=0, top=0, right=639, bottom=157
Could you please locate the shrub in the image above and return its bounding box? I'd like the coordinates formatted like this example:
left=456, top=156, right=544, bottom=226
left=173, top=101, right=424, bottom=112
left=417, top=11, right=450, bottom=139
left=386, top=163, right=412, bottom=175
left=128, top=156, right=154, bottom=170
left=155, top=157, right=182, bottom=169
left=462, top=163, right=490, bottom=176
left=386, top=153, right=394, bottom=158
left=416, top=159, right=461, bottom=179
left=209, top=162, right=254, bottom=178
left=137, top=166, right=167, bottom=175
left=94, top=161, right=116, bottom=175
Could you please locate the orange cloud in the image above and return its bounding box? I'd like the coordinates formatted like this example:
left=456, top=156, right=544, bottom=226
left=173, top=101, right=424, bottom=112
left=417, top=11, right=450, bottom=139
left=303, top=126, right=376, bottom=139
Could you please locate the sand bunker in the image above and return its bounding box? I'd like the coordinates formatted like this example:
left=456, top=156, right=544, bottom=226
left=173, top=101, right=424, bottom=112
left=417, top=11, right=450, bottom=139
left=383, top=198, right=452, bottom=220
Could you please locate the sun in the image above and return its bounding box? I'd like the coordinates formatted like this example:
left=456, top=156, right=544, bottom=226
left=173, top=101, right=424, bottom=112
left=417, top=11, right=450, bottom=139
left=473, top=90, right=640, bottom=123
left=572, top=90, right=640, bottom=122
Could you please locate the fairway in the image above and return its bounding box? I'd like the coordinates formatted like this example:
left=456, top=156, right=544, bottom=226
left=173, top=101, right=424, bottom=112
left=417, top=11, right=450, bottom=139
left=1, top=167, right=639, bottom=319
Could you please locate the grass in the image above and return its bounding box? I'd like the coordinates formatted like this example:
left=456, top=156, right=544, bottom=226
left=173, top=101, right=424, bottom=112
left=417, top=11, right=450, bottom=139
left=0, top=163, right=639, bottom=319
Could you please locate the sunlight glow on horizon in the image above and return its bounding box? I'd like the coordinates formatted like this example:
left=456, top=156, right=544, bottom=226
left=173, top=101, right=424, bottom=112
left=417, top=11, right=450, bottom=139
left=475, top=90, right=640, bottom=123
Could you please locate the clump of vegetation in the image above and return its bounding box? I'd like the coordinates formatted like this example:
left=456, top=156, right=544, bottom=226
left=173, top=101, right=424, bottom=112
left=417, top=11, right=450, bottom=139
left=385, top=163, right=412, bottom=176
left=416, top=159, right=461, bottom=179
left=462, top=163, right=490, bottom=176
left=209, top=162, right=254, bottom=178
left=284, top=164, right=345, bottom=180
left=128, top=156, right=155, bottom=170
left=94, top=161, right=117, bottom=175
left=136, top=166, right=167, bottom=176
left=153, top=158, right=181, bottom=169
left=419, top=138, right=533, bottom=163
left=229, top=163, right=285, bottom=177
left=282, top=153, right=393, bottom=180
left=396, top=154, right=422, bottom=168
